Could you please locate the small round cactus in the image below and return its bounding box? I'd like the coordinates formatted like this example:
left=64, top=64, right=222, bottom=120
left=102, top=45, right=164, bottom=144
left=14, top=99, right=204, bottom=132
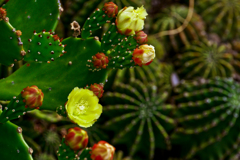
left=172, top=77, right=240, bottom=159
left=65, top=127, right=88, bottom=151
left=175, top=41, right=233, bottom=79
left=102, top=80, right=175, bottom=159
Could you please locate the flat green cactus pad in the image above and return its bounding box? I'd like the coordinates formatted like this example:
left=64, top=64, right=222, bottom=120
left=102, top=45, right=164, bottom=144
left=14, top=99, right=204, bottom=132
left=0, top=20, right=24, bottom=66
left=3, top=0, right=61, bottom=50
left=0, top=120, right=33, bottom=160
left=0, top=37, right=108, bottom=111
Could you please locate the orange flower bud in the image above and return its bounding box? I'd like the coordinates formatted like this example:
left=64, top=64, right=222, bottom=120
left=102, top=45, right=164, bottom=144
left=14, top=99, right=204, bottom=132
left=0, top=8, right=7, bottom=20
left=92, top=53, right=109, bottom=69
left=21, top=85, right=44, bottom=109
left=102, top=2, right=118, bottom=18
left=90, top=83, right=104, bottom=98
left=65, top=127, right=88, bottom=151
left=134, top=31, right=148, bottom=44
left=90, top=141, right=115, bottom=160
left=132, top=44, right=155, bottom=66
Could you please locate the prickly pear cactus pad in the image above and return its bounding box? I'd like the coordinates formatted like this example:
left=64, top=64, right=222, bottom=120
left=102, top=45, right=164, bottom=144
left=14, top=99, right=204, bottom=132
left=196, top=0, right=240, bottom=40
left=57, top=138, right=78, bottom=160
left=24, top=31, right=65, bottom=63
left=102, top=80, right=175, bottom=159
left=175, top=41, right=233, bottom=79
left=0, top=37, right=108, bottom=111
left=0, top=13, right=24, bottom=66
left=3, top=0, right=61, bottom=50
left=172, top=77, right=240, bottom=159
left=0, top=119, right=34, bottom=160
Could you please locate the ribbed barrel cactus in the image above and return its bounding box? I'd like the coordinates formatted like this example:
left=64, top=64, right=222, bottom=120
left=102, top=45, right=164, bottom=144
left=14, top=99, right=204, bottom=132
left=196, top=0, right=240, bottom=40
left=172, top=77, right=240, bottom=159
left=175, top=41, right=233, bottom=79
left=102, top=80, right=175, bottom=159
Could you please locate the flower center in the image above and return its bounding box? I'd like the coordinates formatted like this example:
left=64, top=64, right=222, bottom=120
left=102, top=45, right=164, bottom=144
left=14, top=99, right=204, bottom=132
left=73, top=99, right=89, bottom=116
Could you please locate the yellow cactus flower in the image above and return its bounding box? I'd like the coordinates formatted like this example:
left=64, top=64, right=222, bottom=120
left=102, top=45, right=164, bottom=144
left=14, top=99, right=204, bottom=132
left=65, top=87, right=102, bottom=128
left=116, top=6, right=148, bottom=36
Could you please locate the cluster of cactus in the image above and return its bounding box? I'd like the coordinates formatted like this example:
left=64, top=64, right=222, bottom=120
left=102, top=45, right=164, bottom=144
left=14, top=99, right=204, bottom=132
left=2, top=0, right=240, bottom=159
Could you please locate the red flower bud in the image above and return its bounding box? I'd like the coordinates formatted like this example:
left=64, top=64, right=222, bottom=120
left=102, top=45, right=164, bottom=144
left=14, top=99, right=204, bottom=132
left=65, top=127, right=88, bottom=151
left=134, top=31, right=148, bottom=44
left=90, top=141, right=115, bottom=160
left=102, top=2, right=118, bottom=18
left=92, top=53, right=109, bottom=69
left=21, top=85, right=44, bottom=109
left=0, top=8, right=7, bottom=20
left=90, top=83, right=104, bottom=98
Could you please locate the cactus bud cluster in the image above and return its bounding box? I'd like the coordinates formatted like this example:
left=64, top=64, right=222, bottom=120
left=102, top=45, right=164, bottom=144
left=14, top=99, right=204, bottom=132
left=92, top=53, right=109, bottom=69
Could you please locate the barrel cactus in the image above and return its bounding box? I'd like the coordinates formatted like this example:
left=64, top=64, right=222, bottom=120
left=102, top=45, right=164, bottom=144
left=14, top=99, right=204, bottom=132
left=196, top=0, right=240, bottom=40
left=175, top=41, right=233, bottom=79
left=172, top=77, right=240, bottom=159
left=102, top=80, right=175, bottom=159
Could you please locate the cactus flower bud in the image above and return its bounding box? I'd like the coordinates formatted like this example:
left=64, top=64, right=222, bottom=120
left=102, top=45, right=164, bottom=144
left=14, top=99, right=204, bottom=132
left=116, top=6, right=148, bottom=36
left=102, top=2, right=118, bottom=18
left=90, top=83, right=104, bottom=98
left=132, top=44, right=155, bottom=66
left=21, top=85, right=44, bottom=109
left=65, top=87, right=102, bottom=128
left=134, top=31, right=148, bottom=44
left=0, top=8, right=7, bottom=20
left=65, top=127, right=88, bottom=151
left=92, top=53, right=109, bottom=69
left=90, top=141, right=115, bottom=160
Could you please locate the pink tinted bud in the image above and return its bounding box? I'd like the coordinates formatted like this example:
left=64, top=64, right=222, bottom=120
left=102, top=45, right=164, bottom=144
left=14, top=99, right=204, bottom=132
left=21, top=85, right=44, bottom=109
left=65, top=127, right=88, bottom=151
left=102, top=2, right=118, bottom=18
left=90, top=83, right=104, bottom=98
left=0, top=8, right=7, bottom=19
left=90, top=141, right=115, bottom=160
left=92, top=53, right=109, bottom=69
left=134, top=31, right=148, bottom=44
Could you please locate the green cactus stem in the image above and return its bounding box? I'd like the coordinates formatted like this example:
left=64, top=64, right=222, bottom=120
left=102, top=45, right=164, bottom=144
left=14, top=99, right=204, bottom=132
left=57, top=137, right=79, bottom=160
left=24, top=31, right=65, bottom=63
left=102, top=80, right=175, bottom=159
left=196, top=0, right=240, bottom=40
left=0, top=114, right=34, bottom=160
left=3, top=0, right=61, bottom=50
left=0, top=37, right=108, bottom=111
left=0, top=14, right=24, bottom=66
left=171, top=77, right=240, bottom=159
left=175, top=41, right=233, bottom=79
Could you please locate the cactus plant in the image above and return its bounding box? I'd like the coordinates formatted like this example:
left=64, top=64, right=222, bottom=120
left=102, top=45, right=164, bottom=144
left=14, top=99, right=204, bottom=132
left=172, top=77, right=240, bottom=159
left=102, top=80, right=175, bottom=159
left=196, top=0, right=240, bottom=40
left=175, top=41, right=234, bottom=79
left=149, top=5, right=207, bottom=52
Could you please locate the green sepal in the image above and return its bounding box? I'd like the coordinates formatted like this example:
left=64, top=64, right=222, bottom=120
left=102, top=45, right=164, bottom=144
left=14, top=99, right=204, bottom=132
left=0, top=19, right=24, bottom=66
left=0, top=121, right=33, bottom=160
left=81, top=9, right=113, bottom=39
left=0, top=94, right=33, bottom=123
left=3, top=0, right=61, bottom=50
left=24, top=31, right=65, bottom=63
left=0, top=37, right=108, bottom=111
left=57, top=138, right=78, bottom=160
